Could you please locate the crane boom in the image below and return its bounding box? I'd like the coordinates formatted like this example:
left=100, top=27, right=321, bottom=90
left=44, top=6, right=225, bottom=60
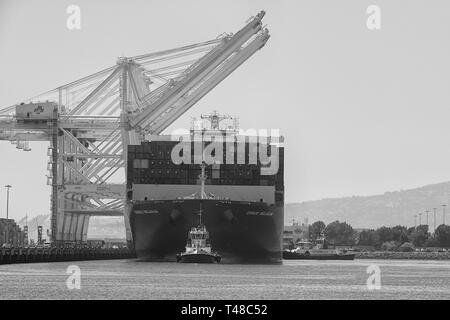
left=129, top=11, right=266, bottom=131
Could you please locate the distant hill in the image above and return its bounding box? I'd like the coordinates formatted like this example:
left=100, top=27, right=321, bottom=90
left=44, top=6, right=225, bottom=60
left=286, top=181, right=450, bottom=229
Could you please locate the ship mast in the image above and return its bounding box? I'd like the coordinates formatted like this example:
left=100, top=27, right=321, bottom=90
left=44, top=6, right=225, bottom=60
left=198, top=161, right=208, bottom=226
left=199, top=161, right=207, bottom=200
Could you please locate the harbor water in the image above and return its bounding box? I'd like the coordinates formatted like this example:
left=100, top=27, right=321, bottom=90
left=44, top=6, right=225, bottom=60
left=0, top=259, right=449, bottom=299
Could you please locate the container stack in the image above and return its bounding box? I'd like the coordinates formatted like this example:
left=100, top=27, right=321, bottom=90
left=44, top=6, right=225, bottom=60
left=127, top=139, right=284, bottom=205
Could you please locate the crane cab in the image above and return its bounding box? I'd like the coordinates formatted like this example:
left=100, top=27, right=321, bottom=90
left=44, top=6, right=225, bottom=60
left=15, top=101, right=59, bottom=121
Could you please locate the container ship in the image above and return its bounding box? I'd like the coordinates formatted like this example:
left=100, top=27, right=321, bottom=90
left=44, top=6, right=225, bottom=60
left=126, top=112, right=284, bottom=263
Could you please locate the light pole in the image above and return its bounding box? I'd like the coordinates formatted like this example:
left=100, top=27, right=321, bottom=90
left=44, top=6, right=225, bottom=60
left=443, top=204, right=447, bottom=225
left=5, top=185, right=12, bottom=220
left=4, top=185, right=12, bottom=245
left=433, top=207, right=437, bottom=231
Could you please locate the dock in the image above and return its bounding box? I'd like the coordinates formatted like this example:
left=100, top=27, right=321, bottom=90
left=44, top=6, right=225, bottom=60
left=0, top=246, right=136, bottom=265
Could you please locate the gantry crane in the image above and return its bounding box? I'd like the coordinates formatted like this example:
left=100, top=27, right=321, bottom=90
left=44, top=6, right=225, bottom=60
left=0, top=11, right=269, bottom=245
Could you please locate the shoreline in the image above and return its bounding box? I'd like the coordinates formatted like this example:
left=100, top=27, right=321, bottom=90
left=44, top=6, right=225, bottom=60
left=355, top=251, right=450, bottom=260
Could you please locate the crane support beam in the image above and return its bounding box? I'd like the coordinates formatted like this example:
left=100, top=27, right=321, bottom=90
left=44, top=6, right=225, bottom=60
left=67, top=67, right=121, bottom=116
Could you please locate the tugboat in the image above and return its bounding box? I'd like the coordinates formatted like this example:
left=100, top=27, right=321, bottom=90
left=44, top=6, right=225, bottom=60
left=176, top=162, right=221, bottom=264
left=176, top=223, right=221, bottom=263
left=283, top=235, right=355, bottom=260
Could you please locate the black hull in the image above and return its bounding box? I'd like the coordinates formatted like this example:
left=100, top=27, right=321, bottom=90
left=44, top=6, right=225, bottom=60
left=130, top=199, right=283, bottom=264
left=283, top=251, right=355, bottom=260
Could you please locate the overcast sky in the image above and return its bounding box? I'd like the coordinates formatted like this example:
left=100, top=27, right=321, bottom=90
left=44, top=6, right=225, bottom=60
left=1, top=0, right=450, bottom=220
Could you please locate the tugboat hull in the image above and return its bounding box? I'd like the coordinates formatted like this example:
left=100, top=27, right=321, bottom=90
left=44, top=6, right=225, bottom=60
left=177, top=253, right=221, bottom=263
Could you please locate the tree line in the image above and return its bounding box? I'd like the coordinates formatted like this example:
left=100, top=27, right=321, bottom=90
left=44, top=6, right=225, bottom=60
left=308, top=220, right=450, bottom=251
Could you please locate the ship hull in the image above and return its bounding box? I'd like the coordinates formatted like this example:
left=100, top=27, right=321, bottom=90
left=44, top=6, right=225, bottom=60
left=130, top=199, right=283, bottom=264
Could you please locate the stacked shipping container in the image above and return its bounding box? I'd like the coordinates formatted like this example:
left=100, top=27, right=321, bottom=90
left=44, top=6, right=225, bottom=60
left=127, top=140, right=284, bottom=206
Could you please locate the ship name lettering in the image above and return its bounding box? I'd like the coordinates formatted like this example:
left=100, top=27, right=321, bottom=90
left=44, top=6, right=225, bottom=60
left=246, top=211, right=273, bottom=216
left=134, top=210, right=159, bottom=214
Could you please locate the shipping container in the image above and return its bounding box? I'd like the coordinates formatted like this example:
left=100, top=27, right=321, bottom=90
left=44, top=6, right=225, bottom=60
left=127, top=141, right=284, bottom=195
